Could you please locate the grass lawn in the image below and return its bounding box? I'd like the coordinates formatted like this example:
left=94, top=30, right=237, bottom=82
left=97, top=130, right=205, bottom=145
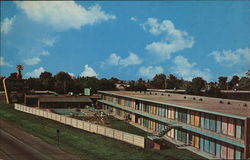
left=0, top=102, right=205, bottom=160
left=106, top=116, right=150, bottom=137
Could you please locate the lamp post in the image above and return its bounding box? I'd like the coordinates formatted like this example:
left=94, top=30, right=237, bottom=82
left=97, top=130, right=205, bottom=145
left=56, top=129, right=60, bottom=147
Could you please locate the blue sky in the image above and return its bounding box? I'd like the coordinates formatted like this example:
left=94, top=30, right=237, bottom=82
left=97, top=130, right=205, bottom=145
left=1, top=1, right=249, bottom=81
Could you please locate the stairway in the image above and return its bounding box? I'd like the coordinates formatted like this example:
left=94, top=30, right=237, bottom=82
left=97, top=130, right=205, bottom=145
left=148, top=124, right=181, bottom=140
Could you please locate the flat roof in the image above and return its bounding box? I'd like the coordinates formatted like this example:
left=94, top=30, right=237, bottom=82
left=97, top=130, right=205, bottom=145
left=99, top=91, right=250, bottom=118
left=39, top=97, right=92, bottom=103
left=25, top=94, right=100, bottom=99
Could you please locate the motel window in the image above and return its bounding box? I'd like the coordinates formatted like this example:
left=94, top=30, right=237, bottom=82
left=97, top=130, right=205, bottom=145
left=177, top=109, right=187, bottom=123
left=204, top=114, right=210, bottom=130
left=202, top=136, right=215, bottom=155
left=127, top=100, right=131, bottom=107
left=177, top=129, right=187, bottom=143
left=108, top=96, right=113, bottom=102
left=146, top=104, right=149, bottom=113
left=117, top=98, right=121, bottom=105
left=209, top=115, right=216, bottom=132
left=143, top=103, right=147, bottom=112
left=204, top=114, right=216, bottom=132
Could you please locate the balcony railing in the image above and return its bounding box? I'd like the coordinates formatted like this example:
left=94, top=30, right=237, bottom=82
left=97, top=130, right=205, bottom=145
left=98, top=100, right=244, bottom=148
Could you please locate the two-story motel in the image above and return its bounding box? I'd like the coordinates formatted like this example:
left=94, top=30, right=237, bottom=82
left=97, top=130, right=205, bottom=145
left=98, top=91, right=250, bottom=159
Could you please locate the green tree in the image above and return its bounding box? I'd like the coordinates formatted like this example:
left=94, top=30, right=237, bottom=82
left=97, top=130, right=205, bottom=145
left=0, top=76, right=4, bottom=91
left=136, top=78, right=147, bottom=91
left=26, top=78, right=42, bottom=90
left=205, top=82, right=221, bottom=97
left=126, top=78, right=147, bottom=91
left=109, top=77, right=120, bottom=84
left=126, top=80, right=136, bottom=91
left=73, top=77, right=84, bottom=93
left=167, top=74, right=178, bottom=89
left=151, top=74, right=167, bottom=89
left=39, top=72, right=54, bottom=91
left=228, top=75, right=239, bottom=90
left=179, top=79, right=190, bottom=90
left=97, top=78, right=116, bottom=91
left=238, top=77, right=250, bottom=90
left=8, top=73, right=18, bottom=80
left=54, top=72, right=74, bottom=94
left=246, top=70, right=250, bottom=77
left=218, top=76, right=228, bottom=90
left=82, top=76, right=99, bottom=93
left=187, top=77, right=206, bottom=95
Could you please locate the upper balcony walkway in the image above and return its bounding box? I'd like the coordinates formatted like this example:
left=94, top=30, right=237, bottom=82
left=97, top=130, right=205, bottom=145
left=98, top=100, right=245, bottom=148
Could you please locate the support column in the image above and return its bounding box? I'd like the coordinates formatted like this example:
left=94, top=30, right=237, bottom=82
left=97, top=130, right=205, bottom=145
left=187, top=110, right=190, bottom=124
left=186, top=132, right=189, bottom=145
left=38, top=99, right=40, bottom=108
left=243, top=118, right=249, bottom=159
left=131, top=113, right=136, bottom=123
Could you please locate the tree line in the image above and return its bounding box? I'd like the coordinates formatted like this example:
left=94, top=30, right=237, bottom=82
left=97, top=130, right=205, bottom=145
left=147, top=73, right=250, bottom=97
left=0, top=70, right=249, bottom=97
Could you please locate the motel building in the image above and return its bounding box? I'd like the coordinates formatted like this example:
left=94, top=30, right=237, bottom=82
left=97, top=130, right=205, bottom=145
left=97, top=91, right=250, bottom=159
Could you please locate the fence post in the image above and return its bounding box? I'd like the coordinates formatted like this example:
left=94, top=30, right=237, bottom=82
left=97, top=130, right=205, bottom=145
left=132, top=135, right=134, bottom=145
left=76, top=118, right=78, bottom=128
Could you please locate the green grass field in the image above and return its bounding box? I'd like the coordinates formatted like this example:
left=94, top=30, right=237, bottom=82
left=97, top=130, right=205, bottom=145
left=0, top=102, right=205, bottom=160
left=106, top=116, right=150, bottom=137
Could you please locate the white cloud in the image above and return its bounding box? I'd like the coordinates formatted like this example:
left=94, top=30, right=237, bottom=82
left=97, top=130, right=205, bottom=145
left=103, top=52, right=142, bottom=67
left=130, top=17, right=137, bottom=22
left=23, top=57, right=41, bottom=65
left=68, top=72, right=75, bottom=78
left=15, top=1, right=116, bottom=31
left=40, top=50, right=50, bottom=56
left=171, top=56, right=211, bottom=81
left=141, top=18, right=194, bottom=60
left=0, top=57, right=13, bottom=67
left=1, top=16, right=15, bottom=34
left=80, top=65, right=98, bottom=77
left=25, top=67, right=45, bottom=78
left=120, top=53, right=142, bottom=67
left=42, top=37, right=57, bottom=47
left=209, top=48, right=250, bottom=67
left=141, top=18, right=161, bottom=35
left=106, top=53, right=121, bottom=66
left=138, top=66, right=164, bottom=79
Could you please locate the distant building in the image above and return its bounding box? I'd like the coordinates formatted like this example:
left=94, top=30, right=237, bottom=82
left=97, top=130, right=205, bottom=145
left=98, top=91, right=250, bottom=159
left=115, top=83, right=130, bottom=90
left=220, top=90, right=250, bottom=101
left=25, top=93, right=100, bottom=108
left=27, top=90, right=57, bottom=95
